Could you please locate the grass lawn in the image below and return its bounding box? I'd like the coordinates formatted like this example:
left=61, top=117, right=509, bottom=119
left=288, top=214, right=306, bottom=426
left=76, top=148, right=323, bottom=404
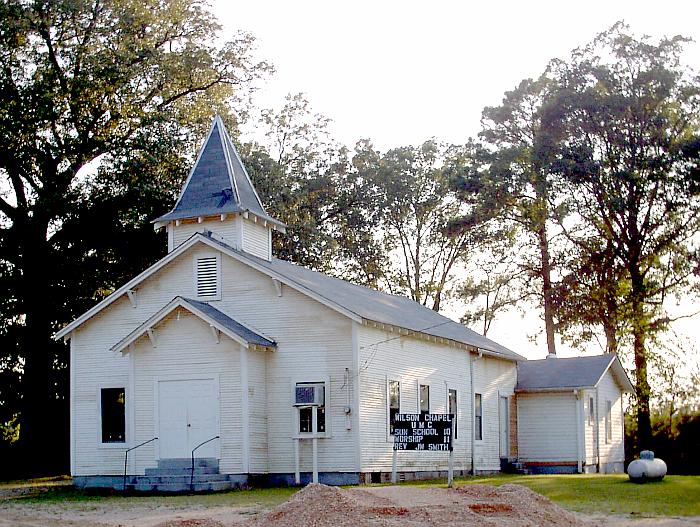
left=11, top=482, right=298, bottom=509
left=7, top=474, right=699, bottom=518
left=456, top=473, right=700, bottom=517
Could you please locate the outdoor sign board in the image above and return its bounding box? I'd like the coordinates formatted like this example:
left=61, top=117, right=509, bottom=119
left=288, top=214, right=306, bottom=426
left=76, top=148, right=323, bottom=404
left=392, top=413, right=454, bottom=451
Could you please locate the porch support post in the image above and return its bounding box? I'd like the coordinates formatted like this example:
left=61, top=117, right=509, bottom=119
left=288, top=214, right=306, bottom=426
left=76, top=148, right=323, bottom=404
left=312, top=406, right=319, bottom=484
left=294, top=438, right=301, bottom=485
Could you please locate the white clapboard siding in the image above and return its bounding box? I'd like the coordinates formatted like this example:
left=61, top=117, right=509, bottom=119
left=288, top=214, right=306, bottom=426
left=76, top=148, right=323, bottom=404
left=72, top=241, right=359, bottom=476
left=131, top=310, right=243, bottom=474
left=218, top=252, right=357, bottom=473
left=171, top=217, right=242, bottom=251
left=583, top=388, right=597, bottom=465
left=597, top=370, right=624, bottom=466
left=247, top=349, right=269, bottom=474
left=357, top=325, right=518, bottom=473
left=472, top=356, right=517, bottom=471
left=517, top=392, right=577, bottom=462
left=241, top=218, right=271, bottom=260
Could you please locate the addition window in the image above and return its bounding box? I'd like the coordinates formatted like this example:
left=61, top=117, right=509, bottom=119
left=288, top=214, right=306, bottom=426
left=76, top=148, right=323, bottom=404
left=475, top=393, right=483, bottom=441
left=448, top=389, right=458, bottom=439
left=419, top=384, right=430, bottom=415
left=588, top=396, right=595, bottom=426
left=605, top=400, right=612, bottom=443
left=295, top=382, right=326, bottom=435
left=100, top=388, right=126, bottom=444
left=388, top=380, right=400, bottom=435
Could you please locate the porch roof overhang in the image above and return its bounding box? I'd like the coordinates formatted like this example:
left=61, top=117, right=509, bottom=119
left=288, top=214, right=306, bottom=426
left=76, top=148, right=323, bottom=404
left=110, top=296, right=276, bottom=354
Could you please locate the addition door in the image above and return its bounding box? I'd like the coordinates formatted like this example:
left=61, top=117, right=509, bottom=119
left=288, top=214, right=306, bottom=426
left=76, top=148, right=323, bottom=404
left=158, top=379, right=219, bottom=459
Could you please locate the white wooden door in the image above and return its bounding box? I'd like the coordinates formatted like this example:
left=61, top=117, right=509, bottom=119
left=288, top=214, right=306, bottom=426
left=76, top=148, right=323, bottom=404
left=499, top=396, right=509, bottom=458
left=158, top=379, right=219, bottom=459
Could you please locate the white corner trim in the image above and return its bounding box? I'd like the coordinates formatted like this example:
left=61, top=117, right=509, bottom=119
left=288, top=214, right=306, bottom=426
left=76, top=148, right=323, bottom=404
left=240, top=344, right=250, bottom=473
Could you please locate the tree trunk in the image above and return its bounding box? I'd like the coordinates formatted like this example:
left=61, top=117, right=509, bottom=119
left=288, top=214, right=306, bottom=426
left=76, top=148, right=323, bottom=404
left=537, top=224, right=557, bottom=357
left=17, top=221, right=57, bottom=474
left=630, top=271, right=652, bottom=450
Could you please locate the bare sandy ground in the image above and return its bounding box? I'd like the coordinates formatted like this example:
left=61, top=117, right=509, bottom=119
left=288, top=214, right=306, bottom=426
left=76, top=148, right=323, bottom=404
left=0, top=483, right=698, bottom=527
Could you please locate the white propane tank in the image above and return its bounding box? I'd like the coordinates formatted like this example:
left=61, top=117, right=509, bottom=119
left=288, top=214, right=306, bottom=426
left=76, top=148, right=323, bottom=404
left=627, top=450, right=667, bottom=482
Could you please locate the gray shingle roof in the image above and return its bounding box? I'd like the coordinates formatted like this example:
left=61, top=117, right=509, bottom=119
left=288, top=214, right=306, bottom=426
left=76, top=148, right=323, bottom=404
left=183, top=297, right=275, bottom=348
left=203, top=233, right=525, bottom=362
left=156, top=117, right=282, bottom=226
left=515, top=354, right=632, bottom=392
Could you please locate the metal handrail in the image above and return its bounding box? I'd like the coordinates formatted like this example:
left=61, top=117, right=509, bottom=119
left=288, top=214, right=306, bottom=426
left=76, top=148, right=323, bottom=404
left=190, top=435, right=220, bottom=491
left=123, top=437, right=158, bottom=492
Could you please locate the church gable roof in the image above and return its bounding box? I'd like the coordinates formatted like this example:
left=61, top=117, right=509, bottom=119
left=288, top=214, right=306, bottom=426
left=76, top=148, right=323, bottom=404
left=156, top=116, right=277, bottom=224
left=110, top=296, right=275, bottom=353
left=55, top=232, right=524, bottom=362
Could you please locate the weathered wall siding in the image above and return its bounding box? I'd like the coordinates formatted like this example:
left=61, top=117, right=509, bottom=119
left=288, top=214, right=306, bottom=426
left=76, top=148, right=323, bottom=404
left=240, top=218, right=270, bottom=260
left=472, top=357, right=517, bottom=471
left=597, top=371, right=624, bottom=465
left=247, top=349, right=269, bottom=474
left=218, top=254, right=357, bottom=474
left=171, top=217, right=241, bottom=250
left=72, top=241, right=358, bottom=475
left=131, top=311, right=243, bottom=474
left=517, top=393, right=577, bottom=462
left=71, top=325, right=130, bottom=476
left=583, top=388, right=598, bottom=465
left=358, top=325, right=472, bottom=473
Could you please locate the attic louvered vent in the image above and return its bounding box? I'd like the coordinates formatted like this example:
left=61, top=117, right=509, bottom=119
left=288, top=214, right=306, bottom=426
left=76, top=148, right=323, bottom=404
left=196, top=256, right=219, bottom=299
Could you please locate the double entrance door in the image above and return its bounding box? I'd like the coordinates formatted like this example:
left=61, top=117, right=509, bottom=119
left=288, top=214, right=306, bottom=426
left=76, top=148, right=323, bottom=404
left=158, top=379, right=219, bottom=459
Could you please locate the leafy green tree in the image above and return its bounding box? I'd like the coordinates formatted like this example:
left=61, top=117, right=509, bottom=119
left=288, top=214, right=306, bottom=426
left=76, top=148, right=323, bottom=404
left=0, top=0, right=270, bottom=473
left=358, top=141, right=482, bottom=311
left=453, top=77, right=564, bottom=354
left=244, top=94, right=387, bottom=287
left=551, top=23, right=700, bottom=448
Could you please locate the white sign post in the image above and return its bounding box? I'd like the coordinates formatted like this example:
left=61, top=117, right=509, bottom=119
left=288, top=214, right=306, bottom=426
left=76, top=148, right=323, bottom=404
left=391, top=413, right=454, bottom=486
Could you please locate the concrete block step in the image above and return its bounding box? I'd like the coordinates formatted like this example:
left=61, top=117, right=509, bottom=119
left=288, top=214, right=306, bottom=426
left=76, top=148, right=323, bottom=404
left=157, top=458, right=219, bottom=470
left=134, top=474, right=228, bottom=485
left=128, top=480, right=234, bottom=493
left=145, top=466, right=219, bottom=476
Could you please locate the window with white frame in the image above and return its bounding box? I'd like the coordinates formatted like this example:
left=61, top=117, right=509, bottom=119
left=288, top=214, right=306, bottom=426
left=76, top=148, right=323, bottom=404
left=295, top=381, right=326, bottom=435
left=474, top=393, right=483, bottom=441
left=388, top=380, right=400, bottom=435
left=195, top=254, right=220, bottom=299
left=100, top=387, right=126, bottom=444
left=605, top=400, right=612, bottom=443
left=419, top=384, right=430, bottom=415
left=448, top=388, right=458, bottom=439
left=588, top=396, right=595, bottom=426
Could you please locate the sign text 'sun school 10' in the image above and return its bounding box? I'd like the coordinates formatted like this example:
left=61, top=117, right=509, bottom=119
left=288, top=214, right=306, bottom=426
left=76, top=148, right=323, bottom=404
left=392, top=413, right=453, bottom=451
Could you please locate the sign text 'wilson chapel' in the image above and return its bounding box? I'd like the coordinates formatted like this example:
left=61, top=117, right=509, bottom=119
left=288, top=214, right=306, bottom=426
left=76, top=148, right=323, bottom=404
left=392, top=413, right=453, bottom=451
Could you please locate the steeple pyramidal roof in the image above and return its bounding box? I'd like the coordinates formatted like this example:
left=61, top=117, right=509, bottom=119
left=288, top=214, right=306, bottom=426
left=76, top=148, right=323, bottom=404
left=155, top=116, right=283, bottom=228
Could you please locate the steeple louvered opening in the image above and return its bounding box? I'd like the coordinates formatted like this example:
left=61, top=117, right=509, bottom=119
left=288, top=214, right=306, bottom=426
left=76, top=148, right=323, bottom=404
left=196, top=254, right=220, bottom=300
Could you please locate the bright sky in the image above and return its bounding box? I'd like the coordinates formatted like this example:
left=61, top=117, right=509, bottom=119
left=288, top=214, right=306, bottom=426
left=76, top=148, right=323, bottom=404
left=212, top=0, right=700, bottom=363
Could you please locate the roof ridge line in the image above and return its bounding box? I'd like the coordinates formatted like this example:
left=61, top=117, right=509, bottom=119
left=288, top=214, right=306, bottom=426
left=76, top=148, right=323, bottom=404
left=215, top=115, right=240, bottom=207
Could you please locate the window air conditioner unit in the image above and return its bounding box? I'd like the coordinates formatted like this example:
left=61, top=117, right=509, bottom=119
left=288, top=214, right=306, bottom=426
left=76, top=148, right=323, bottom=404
left=295, top=384, right=325, bottom=406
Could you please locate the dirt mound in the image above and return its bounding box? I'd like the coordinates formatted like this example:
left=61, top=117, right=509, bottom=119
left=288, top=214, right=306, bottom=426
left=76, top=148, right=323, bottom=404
left=236, top=483, right=594, bottom=527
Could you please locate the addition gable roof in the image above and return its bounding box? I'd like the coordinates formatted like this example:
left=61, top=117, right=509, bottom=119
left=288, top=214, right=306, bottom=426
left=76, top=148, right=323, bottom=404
left=110, top=296, right=275, bottom=353
left=155, top=116, right=284, bottom=229
left=55, top=231, right=525, bottom=362
left=515, top=354, right=633, bottom=393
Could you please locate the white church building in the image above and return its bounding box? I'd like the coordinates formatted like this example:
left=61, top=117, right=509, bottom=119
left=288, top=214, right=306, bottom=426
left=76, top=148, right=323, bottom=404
left=56, top=116, right=631, bottom=491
